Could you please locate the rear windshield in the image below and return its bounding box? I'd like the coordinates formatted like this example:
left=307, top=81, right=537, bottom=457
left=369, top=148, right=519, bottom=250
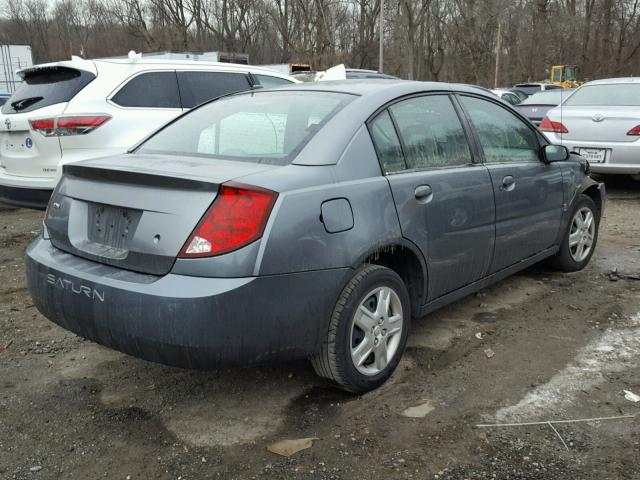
left=1, top=67, right=95, bottom=114
left=136, top=90, right=354, bottom=165
left=521, top=91, right=570, bottom=105
left=563, top=83, right=640, bottom=106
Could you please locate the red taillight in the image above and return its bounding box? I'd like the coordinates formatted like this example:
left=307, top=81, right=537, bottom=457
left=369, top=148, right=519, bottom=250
left=179, top=182, right=278, bottom=258
left=29, top=114, right=111, bottom=137
left=29, top=118, right=56, bottom=136
left=57, top=115, right=111, bottom=134
left=540, top=116, right=568, bottom=134
left=627, top=125, right=640, bottom=136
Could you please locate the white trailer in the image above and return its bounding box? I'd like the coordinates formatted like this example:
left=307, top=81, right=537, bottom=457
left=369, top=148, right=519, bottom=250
left=0, top=45, right=34, bottom=93
left=259, top=63, right=312, bottom=75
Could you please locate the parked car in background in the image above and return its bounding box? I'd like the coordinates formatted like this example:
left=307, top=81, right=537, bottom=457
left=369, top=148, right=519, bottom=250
left=514, top=82, right=563, bottom=96
left=541, top=78, right=640, bottom=179
left=292, top=67, right=398, bottom=82
left=0, top=92, right=10, bottom=106
left=27, top=81, right=604, bottom=393
left=344, top=69, right=397, bottom=80
left=515, top=89, right=574, bottom=126
left=509, top=89, right=529, bottom=102
left=491, top=88, right=522, bottom=105
left=0, top=56, right=295, bottom=209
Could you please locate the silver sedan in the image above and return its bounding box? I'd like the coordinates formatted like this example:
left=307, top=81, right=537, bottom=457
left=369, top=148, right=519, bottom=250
left=542, top=78, right=640, bottom=179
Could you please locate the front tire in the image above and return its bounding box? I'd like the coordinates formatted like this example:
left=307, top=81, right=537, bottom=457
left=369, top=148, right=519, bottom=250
left=549, top=194, right=599, bottom=272
left=311, top=265, right=411, bottom=394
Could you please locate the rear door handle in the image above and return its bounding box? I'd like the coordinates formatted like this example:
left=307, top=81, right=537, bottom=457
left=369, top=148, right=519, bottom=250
left=501, top=175, right=516, bottom=191
left=414, top=184, right=433, bottom=203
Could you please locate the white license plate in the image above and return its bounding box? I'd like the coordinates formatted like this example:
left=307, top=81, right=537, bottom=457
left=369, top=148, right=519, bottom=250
left=578, top=148, right=606, bottom=163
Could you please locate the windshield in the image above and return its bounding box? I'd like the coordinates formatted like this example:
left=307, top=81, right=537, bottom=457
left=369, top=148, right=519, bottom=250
left=137, top=90, right=354, bottom=165
left=563, top=84, right=640, bottom=106
left=564, top=67, right=576, bottom=82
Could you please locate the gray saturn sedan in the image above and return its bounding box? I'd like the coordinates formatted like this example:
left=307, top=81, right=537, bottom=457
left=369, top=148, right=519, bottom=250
left=26, top=81, right=605, bottom=393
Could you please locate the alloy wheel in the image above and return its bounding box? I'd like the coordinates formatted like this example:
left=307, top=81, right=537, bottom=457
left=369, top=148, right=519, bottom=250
left=569, top=207, right=595, bottom=262
left=350, top=286, right=404, bottom=376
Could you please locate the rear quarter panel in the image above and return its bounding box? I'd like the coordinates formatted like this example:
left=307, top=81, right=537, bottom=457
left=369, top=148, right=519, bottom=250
left=250, top=126, right=403, bottom=276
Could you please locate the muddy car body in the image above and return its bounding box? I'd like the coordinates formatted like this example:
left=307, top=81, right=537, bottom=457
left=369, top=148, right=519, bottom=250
left=26, top=81, right=604, bottom=392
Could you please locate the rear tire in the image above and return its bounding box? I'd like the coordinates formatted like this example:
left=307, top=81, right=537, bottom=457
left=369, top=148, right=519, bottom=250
left=549, top=194, right=599, bottom=272
left=311, top=265, right=410, bottom=394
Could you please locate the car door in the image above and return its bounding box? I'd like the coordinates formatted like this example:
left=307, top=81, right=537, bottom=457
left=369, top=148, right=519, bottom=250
left=458, top=94, right=564, bottom=273
left=368, top=94, right=495, bottom=300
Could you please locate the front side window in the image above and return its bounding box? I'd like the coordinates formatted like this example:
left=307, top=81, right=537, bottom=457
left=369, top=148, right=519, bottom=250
left=460, top=95, right=540, bottom=164
left=389, top=95, right=472, bottom=169
left=112, top=71, right=180, bottom=108
left=177, top=71, right=251, bottom=108
left=137, top=91, right=353, bottom=165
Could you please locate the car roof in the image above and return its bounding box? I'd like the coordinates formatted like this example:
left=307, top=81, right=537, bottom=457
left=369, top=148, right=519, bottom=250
left=95, top=58, right=289, bottom=75
left=17, top=57, right=295, bottom=80
left=273, top=79, right=498, bottom=97
left=238, top=80, right=498, bottom=167
left=582, top=77, right=640, bottom=86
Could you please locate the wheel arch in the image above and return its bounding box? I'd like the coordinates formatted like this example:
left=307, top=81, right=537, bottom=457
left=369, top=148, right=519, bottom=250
left=352, top=240, right=428, bottom=315
left=579, top=178, right=604, bottom=218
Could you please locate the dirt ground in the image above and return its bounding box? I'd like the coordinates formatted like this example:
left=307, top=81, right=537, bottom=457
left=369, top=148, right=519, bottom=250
left=1, top=176, right=639, bottom=480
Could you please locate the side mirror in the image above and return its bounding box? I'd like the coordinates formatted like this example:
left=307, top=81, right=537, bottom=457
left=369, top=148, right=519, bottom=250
left=543, top=144, right=570, bottom=163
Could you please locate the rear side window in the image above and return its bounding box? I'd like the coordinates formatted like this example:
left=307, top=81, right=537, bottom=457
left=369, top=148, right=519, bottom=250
left=563, top=83, right=640, bottom=106
left=502, top=93, right=520, bottom=105
left=177, top=71, right=251, bottom=108
left=1, top=67, right=95, bottom=114
left=112, top=72, right=181, bottom=108
left=460, top=95, right=540, bottom=163
left=369, top=110, right=405, bottom=173
left=137, top=91, right=353, bottom=165
left=256, top=75, right=293, bottom=88
left=389, top=95, right=472, bottom=169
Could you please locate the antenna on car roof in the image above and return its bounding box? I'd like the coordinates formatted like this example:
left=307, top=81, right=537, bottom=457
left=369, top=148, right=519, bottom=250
left=127, top=50, right=142, bottom=61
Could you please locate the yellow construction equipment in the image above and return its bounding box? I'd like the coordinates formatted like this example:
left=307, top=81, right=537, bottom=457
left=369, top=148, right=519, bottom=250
left=548, top=65, right=583, bottom=88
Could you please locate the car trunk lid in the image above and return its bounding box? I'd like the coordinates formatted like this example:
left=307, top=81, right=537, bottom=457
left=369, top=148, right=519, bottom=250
left=548, top=106, right=640, bottom=143
left=515, top=104, right=554, bottom=126
left=45, top=153, right=278, bottom=275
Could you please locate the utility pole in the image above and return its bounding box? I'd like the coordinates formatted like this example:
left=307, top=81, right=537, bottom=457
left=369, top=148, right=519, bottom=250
left=379, top=0, right=384, bottom=73
left=494, top=22, right=502, bottom=88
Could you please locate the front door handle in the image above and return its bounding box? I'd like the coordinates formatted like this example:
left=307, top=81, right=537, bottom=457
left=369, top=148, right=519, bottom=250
left=414, top=184, right=433, bottom=203
left=501, top=175, right=516, bottom=191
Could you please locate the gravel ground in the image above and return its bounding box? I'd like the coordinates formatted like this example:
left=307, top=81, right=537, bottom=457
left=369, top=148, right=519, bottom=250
left=0, top=175, right=639, bottom=480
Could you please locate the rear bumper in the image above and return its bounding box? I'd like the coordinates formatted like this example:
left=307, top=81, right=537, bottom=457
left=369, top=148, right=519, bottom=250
left=0, top=170, right=55, bottom=209
left=26, top=237, right=350, bottom=368
left=0, top=184, right=52, bottom=209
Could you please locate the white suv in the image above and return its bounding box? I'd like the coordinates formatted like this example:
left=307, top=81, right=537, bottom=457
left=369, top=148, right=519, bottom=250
left=0, top=56, right=295, bottom=209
